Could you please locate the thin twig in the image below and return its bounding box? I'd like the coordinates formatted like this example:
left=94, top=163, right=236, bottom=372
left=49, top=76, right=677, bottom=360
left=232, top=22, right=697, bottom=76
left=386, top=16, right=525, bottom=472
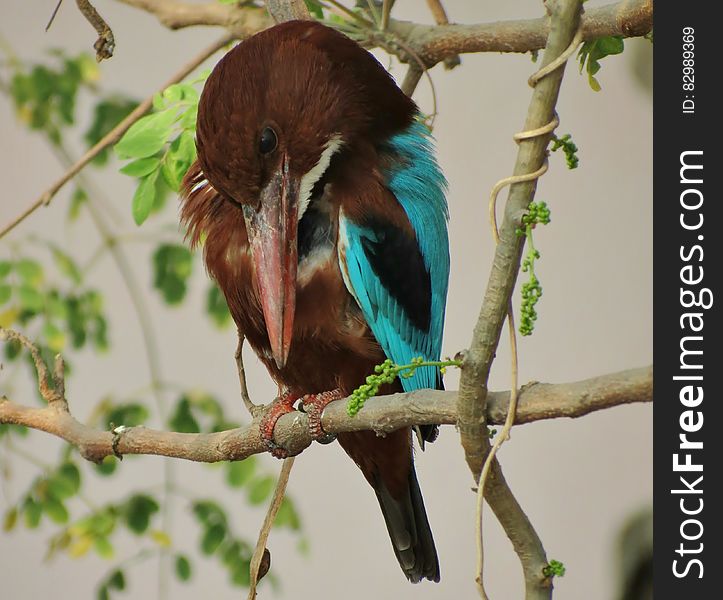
left=400, top=64, right=423, bottom=97
left=0, top=328, right=64, bottom=406
left=325, top=0, right=374, bottom=28
left=45, top=0, right=65, bottom=31
left=0, top=34, right=232, bottom=240
left=236, top=336, right=261, bottom=417
left=76, top=0, right=115, bottom=61
left=247, top=457, right=295, bottom=600
left=380, top=0, right=392, bottom=31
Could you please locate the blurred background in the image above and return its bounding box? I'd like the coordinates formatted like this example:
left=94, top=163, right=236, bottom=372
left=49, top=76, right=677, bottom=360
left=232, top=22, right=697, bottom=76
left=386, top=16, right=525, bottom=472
left=0, top=1, right=652, bottom=599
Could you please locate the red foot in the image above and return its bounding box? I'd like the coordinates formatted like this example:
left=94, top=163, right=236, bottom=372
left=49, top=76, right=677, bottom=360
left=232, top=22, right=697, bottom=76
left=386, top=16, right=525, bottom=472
left=260, top=390, right=300, bottom=458
left=302, top=389, right=343, bottom=443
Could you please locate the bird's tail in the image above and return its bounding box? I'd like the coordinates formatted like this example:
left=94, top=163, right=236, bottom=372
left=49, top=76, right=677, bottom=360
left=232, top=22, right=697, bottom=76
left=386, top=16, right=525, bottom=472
left=373, top=465, right=440, bottom=583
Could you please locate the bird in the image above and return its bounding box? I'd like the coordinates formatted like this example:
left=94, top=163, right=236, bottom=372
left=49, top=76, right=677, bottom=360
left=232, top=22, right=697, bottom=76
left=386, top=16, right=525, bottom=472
left=180, top=20, right=449, bottom=584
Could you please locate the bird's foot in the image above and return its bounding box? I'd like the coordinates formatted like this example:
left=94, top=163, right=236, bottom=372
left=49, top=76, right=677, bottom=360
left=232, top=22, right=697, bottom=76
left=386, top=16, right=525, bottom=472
left=259, top=390, right=300, bottom=459
left=302, top=389, right=343, bottom=444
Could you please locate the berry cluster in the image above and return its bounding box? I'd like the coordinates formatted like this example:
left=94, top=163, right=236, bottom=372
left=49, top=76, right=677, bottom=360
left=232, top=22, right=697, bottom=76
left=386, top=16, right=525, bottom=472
left=346, top=357, right=461, bottom=416
left=551, top=133, right=579, bottom=170
left=516, top=202, right=551, bottom=336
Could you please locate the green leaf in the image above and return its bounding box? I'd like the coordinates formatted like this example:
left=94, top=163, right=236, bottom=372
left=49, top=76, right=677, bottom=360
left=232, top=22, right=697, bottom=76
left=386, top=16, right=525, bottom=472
left=50, top=246, right=82, bottom=284
left=85, top=97, right=139, bottom=165
left=58, top=462, right=82, bottom=495
left=23, top=498, right=42, bottom=528
left=247, top=476, right=275, bottom=505
left=231, top=559, right=251, bottom=587
left=3, top=507, right=18, bottom=531
left=94, top=456, right=118, bottom=476
left=97, top=586, right=109, bottom=600
left=105, top=403, right=149, bottom=428
left=226, top=457, right=256, bottom=488
left=304, top=0, right=324, bottom=19
left=43, top=497, right=69, bottom=524
left=168, top=397, right=200, bottom=433
left=17, top=286, right=44, bottom=312
left=107, top=570, right=126, bottom=591
left=162, top=84, right=184, bottom=104
left=0, top=284, right=11, bottom=305
left=114, top=109, right=178, bottom=159
left=175, top=554, right=192, bottom=582
left=43, top=321, right=66, bottom=352
left=577, top=36, right=624, bottom=91
left=201, top=522, right=226, bottom=555
left=192, top=500, right=227, bottom=527
left=68, top=187, right=88, bottom=221
left=597, top=36, right=624, bottom=56
left=179, top=103, right=198, bottom=130
left=94, top=536, right=114, bottom=559
left=3, top=338, right=21, bottom=360
left=124, top=494, right=159, bottom=534
left=152, top=244, right=193, bottom=304
left=120, top=156, right=161, bottom=178
left=132, top=170, right=159, bottom=226
left=15, top=259, right=43, bottom=285
left=274, top=497, right=301, bottom=530
left=206, top=284, right=231, bottom=328
left=160, top=156, right=184, bottom=193
left=0, top=261, right=12, bottom=278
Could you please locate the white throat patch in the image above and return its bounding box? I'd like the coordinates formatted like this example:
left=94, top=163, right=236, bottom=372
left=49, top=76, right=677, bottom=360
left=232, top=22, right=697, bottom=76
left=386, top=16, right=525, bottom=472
left=298, top=134, right=344, bottom=220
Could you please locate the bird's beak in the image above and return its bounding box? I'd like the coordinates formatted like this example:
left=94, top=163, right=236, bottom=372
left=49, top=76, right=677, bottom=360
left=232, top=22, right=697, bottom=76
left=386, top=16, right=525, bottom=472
left=243, top=155, right=299, bottom=370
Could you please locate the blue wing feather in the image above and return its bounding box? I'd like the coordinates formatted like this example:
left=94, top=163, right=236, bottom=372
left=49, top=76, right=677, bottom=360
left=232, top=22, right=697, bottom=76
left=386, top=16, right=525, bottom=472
left=339, top=119, right=449, bottom=391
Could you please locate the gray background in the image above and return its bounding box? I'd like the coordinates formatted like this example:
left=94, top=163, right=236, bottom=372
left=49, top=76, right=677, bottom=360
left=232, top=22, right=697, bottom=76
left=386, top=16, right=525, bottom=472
left=1, top=1, right=652, bottom=599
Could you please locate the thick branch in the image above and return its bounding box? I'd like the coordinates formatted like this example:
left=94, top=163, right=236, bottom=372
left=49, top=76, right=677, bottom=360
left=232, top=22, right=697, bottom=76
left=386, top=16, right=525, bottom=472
left=381, top=0, right=651, bottom=66
left=0, top=365, right=651, bottom=463
left=116, top=0, right=271, bottom=35
left=265, top=0, right=310, bottom=23
left=115, top=0, right=651, bottom=66
left=457, top=0, right=584, bottom=597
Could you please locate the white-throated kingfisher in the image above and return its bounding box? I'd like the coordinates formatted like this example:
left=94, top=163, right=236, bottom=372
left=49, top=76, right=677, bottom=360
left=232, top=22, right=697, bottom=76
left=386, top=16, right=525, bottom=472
left=181, top=21, right=449, bottom=583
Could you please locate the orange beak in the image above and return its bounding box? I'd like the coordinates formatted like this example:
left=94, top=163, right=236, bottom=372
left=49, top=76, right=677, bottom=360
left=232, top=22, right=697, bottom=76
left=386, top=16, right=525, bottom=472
left=243, top=155, right=299, bottom=369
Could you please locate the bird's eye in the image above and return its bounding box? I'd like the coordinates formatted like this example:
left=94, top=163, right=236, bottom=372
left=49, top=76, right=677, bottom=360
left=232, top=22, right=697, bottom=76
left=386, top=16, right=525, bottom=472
left=259, top=127, right=278, bottom=155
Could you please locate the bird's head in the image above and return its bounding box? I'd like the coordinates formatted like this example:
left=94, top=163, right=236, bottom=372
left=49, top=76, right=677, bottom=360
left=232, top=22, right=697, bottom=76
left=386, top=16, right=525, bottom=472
left=192, top=21, right=415, bottom=368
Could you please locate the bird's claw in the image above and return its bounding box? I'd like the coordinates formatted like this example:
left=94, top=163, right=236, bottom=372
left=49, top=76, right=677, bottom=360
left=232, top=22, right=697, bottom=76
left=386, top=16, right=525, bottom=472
left=302, top=389, right=342, bottom=444
left=259, top=391, right=299, bottom=459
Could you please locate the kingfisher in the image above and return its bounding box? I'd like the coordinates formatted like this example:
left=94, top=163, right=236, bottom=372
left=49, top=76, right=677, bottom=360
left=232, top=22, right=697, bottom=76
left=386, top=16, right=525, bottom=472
left=181, top=20, right=449, bottom=583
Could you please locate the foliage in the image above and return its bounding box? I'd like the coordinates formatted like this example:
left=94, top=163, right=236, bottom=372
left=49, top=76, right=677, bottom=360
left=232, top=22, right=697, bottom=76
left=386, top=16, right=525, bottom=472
left=115, top=81, right=202, bottom=225
left=8, top=51, right=99, bottom=145
left=543, top=559, right=567, bottom=578
left=0, top=50, right=297, bottom=598
left=577, top=36, right=625, bottom=91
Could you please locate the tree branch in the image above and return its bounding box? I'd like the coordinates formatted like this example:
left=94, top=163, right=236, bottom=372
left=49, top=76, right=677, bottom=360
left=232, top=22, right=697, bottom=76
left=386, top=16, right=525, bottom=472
left=115, top=0, right=271, bottom=35
left=380, top=0, right=651, bottom=67
left=114, top=0, right=651, bottom=66
left=457, top=0, right=584, bottom=597
left=76, top=0, right=116, bottom=61
left=0, top=363, right=651, bottom=464
left=265, top=0, right=310, bottom=23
